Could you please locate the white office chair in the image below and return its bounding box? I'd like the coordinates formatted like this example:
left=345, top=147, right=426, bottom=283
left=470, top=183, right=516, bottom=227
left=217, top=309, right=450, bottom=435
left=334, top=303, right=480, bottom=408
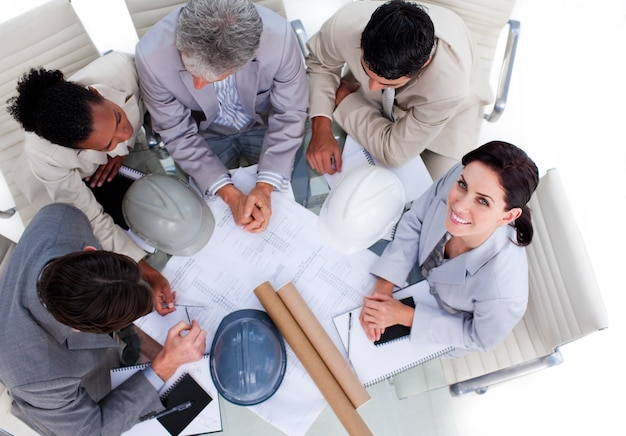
left=393, top=168, right=609, bottom=397
left=0, top=0, right=100, bottom=238
left=124, top=0, right=304, bottom=42
left=0, top=3, right=99, bottom=436
left=424, top=0, right=520, bottom=123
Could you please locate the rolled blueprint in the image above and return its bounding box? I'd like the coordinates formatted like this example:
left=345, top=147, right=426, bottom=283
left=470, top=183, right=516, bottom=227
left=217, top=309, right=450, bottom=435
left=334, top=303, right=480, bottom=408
left=277, top=282, right=370, bottom=408
left=254, top=281, right=372, bottom=436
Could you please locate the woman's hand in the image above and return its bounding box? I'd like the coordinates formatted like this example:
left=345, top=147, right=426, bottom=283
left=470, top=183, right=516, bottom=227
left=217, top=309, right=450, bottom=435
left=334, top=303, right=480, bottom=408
left=360, top=294, right=414, bottom=342
left=85, top=155, right=125, bottom=188
left=359, top=277, right=413, bottom=341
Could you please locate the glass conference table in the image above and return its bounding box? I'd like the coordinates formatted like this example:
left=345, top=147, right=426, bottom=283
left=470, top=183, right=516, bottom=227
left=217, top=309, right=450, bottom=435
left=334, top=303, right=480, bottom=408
left=124, top=130, right=458, bottom=436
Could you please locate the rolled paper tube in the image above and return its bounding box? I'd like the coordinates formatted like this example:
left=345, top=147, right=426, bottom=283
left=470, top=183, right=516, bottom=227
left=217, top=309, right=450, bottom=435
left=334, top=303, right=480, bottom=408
left=277, top=282, right=370, bottom=409
left=254, top=282, right=372, bottom=436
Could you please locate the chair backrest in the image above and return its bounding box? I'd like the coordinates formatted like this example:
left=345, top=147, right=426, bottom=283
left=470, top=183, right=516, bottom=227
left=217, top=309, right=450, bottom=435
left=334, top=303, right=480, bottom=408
left=124, top=0, right=288, bottom=39
left=0, top=0, right=100, bottom=236
left=424, top=0, right=516, bottom=102
left=124, top=0, right=187, bottom=39
left=0, top=4, right=100, bottom=428
left=440, top=168, right=609, bottom=384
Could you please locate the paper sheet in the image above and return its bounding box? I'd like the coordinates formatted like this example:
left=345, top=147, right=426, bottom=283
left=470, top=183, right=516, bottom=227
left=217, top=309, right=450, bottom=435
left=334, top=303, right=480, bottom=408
left=134, top=171, right=379, bottom=436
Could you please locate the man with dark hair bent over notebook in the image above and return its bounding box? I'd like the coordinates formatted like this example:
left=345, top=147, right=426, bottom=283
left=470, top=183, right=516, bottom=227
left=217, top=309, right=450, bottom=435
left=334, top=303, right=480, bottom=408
left=0, top=203, right=207, bottom=435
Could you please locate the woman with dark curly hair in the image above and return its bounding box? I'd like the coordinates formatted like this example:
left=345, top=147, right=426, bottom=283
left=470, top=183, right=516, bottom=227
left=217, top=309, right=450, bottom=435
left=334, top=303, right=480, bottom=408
left=7, top=52, right=175, bottom=315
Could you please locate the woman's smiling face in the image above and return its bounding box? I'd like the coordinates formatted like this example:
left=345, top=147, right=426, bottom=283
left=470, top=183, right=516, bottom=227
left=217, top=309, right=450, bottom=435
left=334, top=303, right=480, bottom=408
left=445, top=161, right=521, bottom=248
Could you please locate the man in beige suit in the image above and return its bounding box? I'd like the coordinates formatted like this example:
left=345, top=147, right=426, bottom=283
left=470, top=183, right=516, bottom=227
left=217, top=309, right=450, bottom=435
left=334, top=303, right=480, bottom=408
left=306, top=0, right=485, bottom=179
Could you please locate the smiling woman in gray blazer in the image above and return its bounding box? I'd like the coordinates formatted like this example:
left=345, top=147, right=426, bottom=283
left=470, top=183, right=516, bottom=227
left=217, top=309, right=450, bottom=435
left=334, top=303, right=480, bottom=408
left=360, top=141, right=539, bottom=356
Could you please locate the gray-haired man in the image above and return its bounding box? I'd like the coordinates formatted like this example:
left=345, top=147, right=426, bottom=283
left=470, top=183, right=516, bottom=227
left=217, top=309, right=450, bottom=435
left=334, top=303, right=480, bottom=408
left=136, top=0, right=308, bottom=232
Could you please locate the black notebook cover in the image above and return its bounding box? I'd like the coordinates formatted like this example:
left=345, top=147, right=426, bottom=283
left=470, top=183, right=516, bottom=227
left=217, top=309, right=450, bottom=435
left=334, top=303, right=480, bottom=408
left=374, top=296, right=416, bottom=346
left=158, top=372, right=212, bottom=435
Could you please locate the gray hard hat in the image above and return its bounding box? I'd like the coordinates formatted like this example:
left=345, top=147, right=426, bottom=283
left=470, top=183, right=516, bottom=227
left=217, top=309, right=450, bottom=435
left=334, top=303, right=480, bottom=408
left=122, top=174, right=215, bottom=256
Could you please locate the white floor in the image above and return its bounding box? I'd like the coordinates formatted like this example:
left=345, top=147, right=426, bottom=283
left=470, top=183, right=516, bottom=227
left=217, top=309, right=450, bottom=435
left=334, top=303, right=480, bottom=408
left=3, top=1, right=626, bottom=435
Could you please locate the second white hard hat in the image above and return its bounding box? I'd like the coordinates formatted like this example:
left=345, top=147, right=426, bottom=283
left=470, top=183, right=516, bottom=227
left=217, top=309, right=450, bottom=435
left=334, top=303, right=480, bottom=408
left=318, top=165, right=405, bottom=254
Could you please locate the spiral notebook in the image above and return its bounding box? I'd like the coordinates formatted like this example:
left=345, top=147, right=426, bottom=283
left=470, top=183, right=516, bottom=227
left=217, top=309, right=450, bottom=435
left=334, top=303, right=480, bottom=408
left=324, top=135, right=433, bottom=204
left=373, top=296, right=415, bottom=346
left=333, top=280, right=453, bottom=386
left=157, top=372, right=212, bottom=435
left=118, top=165, right=146, bottom=181
left=110, top=355, right=222, bottom=435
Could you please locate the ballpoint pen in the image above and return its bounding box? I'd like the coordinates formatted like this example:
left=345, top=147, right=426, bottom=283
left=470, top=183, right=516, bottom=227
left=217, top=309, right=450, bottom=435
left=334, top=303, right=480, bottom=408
left=153, top=400, right=194, bottom=419
left=347, top=312, right=352, bottom=362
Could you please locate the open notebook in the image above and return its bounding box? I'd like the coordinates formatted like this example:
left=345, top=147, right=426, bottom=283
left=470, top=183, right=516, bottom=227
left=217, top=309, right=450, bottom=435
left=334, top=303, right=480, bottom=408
left=110, top=355, right=222, bottom=435
left=333, top=280, right=453, bottom=386
left=324, top=135, right=433, bottom=204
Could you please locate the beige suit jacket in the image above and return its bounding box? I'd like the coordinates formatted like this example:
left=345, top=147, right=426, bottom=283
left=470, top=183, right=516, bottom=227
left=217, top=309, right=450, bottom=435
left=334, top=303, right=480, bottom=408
left=306, top=1, right=489, bottom=165
left=13, top=51, right=146, bottom=261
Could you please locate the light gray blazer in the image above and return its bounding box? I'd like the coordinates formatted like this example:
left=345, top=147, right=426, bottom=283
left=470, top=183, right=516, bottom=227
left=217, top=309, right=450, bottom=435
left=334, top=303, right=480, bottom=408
left=135, top=5, right=309, bottom=195
left=371, top=164, right=529, bottom=356
left=0, top=204, right=163, bottom=435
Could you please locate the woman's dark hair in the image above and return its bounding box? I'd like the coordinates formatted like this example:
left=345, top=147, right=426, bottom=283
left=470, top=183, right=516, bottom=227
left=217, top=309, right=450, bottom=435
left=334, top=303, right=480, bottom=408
left=7, top=68, right=103, bottom=148
left=37, top=251, right=153, bottom=334
left=462, top=141, right=539, bottom=246
left=361, top=0, right=435, bottom=80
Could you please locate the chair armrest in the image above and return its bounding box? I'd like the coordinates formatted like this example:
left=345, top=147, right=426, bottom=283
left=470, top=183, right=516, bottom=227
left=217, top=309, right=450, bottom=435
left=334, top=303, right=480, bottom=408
left=142, top=111, right=161, bottom=148
left=449, top=349, right=563, bottom=396
left=484, top=20, right=520, bottom=122
left=290, top=19, right=309, bottom=57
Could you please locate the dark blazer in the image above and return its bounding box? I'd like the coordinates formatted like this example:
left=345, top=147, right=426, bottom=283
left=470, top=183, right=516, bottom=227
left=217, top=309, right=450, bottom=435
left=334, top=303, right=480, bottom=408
left=0, top=204, right=163, bottom=435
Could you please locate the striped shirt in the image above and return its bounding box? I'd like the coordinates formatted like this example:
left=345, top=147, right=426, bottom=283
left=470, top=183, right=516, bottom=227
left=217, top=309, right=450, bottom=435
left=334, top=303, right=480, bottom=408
left=207, top=75, right=288, bottom=196
left=213, top=75, right=251, bottom=130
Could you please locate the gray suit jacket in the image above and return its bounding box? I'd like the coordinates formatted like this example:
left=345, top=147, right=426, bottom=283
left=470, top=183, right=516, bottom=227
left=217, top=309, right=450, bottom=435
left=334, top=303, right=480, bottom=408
left=136, top=5, right=309, bottom=194
left=0, top=204, right=163, bottom=436
left=371, top=164, right=529, bottom=356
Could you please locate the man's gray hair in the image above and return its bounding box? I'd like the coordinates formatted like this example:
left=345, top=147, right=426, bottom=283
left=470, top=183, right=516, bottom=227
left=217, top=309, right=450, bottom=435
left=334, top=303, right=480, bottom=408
left=176, top=0, right=263, bottom=80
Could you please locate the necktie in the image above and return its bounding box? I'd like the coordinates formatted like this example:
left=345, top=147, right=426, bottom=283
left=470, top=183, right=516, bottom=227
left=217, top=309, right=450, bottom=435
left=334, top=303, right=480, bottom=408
left=421, top=232, right=449, bottom=278
left=382, top=87, right=395, bottom=121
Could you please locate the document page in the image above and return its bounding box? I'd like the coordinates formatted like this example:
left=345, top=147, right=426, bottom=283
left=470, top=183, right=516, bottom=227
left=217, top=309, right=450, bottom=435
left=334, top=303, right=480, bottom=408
left=135, top=169, right=379, bottom=435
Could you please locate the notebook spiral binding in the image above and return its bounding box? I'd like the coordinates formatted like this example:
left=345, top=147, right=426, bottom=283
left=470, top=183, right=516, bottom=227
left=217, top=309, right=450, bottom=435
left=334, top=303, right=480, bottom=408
left=361, top=148, right=376, bottom=166
left=363, top=346, right=454, bottom=387
left=110, top=361, right=150, bottom=372
left=374, top=333, right=409, bottom=348
left=160, top=372, right=189, bottom=400
left=118, top=165, right=146, bottom=181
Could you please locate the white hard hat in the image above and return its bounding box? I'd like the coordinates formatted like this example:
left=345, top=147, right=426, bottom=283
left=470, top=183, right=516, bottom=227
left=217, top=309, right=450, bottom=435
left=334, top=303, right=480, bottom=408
left=318, top=165, right=405, bottom=254
left=122, top=174, right=215, bottom=256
